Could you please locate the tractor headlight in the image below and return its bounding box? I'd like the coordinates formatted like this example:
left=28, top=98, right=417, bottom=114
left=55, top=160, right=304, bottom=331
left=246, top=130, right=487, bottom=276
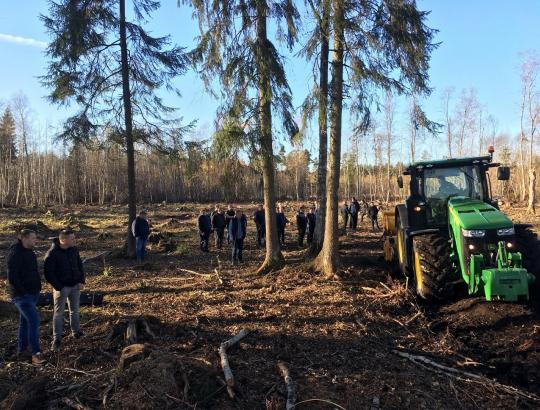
left=497, top=227, right=515, bottom=236
left=462, top=229, right=485, bottom=238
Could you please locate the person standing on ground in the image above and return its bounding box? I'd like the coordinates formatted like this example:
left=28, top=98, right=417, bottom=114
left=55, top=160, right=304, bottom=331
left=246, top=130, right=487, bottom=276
left=296, top=206, right=308, bottom=247
left=359, top=199, right=369, bottom=223
left=131, top=210, right=150, bottom=263
left=7, top=229, right=45, bottom=365
left=198, top=209, right=212, bottom=252
left=306, top=206, right=316, bottom=245
left=252, top=204, right=266, bottom=248
left=229, top=210, right=247, bottom=265
left=368, top=203, right=381, bottom=231
left=212, top=205, right=226, bottom=249
left=349, top=197, right=360, bottom=230
left=341, top=201, right=350, bottom=232
left=276, top=204, right=289, bottom=246
left=225, top=204, right=236, bottom=244
left=44, top=229, right=85, bottom=352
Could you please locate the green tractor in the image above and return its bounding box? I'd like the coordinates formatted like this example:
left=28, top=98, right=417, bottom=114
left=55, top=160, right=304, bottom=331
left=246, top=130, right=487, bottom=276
left=382, top=148, right=540, bottom=302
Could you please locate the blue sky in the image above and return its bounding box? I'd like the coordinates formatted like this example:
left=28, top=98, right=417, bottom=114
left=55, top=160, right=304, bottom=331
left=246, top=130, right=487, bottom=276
left=0, top=1, right=539, bottom=160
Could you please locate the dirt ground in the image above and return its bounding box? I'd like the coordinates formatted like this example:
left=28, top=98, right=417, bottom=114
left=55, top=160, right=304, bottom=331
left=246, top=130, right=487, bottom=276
left=1, top=203, right=540, bottom=409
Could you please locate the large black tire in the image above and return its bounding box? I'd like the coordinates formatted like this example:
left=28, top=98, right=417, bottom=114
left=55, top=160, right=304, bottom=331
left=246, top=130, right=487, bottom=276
left=412, top=233, right=455, bottom=302
left=515, top=225, right=540, bottom=300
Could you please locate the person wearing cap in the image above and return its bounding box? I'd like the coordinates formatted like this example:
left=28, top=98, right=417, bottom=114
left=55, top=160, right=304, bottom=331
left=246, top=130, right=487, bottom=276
left=131, top=210, right=150, bottom=262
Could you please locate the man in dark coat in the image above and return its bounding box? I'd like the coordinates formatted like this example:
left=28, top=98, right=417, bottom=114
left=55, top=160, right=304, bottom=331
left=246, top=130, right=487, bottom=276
left=229, top=210, right=247, bottom=264
left=7, top=229, right=45, bottom=364
left=212, top=205, right=227, bottom=249
left=296, top=206, right=308, bottom=247
left=44, top=229, right=85, bottom=351
left=359, top=199, right=369, bottom=222
left=306, top=206, right=316, bottom=245
left=252, top=204, right=265, bottom=248
left=131, top=210, right=150, bottom=262
left=276, top=204, right=289, bottom=246
left=368, top=203, right=381, bottom=231
left=225, top=204, right=236, bottom=243
left=198, top=209, right=212, bottom=252
left=349, top=197, right=360, bottom=230
left=341, top=201, right=350, bottom=231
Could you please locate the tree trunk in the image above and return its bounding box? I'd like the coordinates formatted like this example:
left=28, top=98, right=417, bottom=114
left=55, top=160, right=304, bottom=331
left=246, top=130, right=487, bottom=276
left=120, top=0, right=137, bottom=258
left=314, top=0, right=344, bottom=278
left=311, top=0, right=330, bottom=254
left=527, top=168, right=536, bottom=214
left=255, top=0, right=283, bottom=274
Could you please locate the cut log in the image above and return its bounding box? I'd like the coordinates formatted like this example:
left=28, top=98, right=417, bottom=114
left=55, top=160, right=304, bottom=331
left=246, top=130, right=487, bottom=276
left=218, top=328, right=249, bottom=399
left=277, top=361, right=296, bottom=410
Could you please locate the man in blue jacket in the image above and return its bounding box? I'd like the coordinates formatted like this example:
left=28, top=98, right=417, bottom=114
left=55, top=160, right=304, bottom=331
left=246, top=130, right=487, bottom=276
left=44, top=229, right=85, bottom=351
left=229, top=210, right=247, bottom=264
left=198, top=209, right=212, bottom=252
left=131, top=210, right=150, bottom=262
left=7, top=229, right=45, bottom=365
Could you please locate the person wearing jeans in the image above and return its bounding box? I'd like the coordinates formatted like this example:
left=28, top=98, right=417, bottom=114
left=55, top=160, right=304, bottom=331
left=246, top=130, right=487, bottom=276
left=131, top=210, right=150, bottom=262
left=7, top=229, right=45, bottom=365
left=44, top=229, right=85, bottom=351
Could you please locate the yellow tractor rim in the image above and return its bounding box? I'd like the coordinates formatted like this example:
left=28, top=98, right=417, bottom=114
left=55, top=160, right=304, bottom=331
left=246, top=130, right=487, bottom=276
left=397, top=229, right=404, bottom=265
left=414, top=251, right=423, bottom=293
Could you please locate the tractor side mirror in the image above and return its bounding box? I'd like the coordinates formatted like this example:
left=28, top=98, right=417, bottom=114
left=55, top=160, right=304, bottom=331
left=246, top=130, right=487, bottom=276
left=397, top=175, right=403, bottom=189
left=497, top=166, right=510, bottom=181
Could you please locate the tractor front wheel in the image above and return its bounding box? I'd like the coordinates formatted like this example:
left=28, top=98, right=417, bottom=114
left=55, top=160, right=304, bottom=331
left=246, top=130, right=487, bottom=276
left=412, top=233, right=455, bottom=302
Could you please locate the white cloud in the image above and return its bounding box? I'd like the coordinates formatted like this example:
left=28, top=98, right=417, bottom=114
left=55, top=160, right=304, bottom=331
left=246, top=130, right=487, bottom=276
left=0, top=33, right=47, bottom=48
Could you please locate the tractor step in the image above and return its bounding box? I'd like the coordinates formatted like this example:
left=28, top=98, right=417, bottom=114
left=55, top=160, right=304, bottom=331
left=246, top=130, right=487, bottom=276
left=481, top=268, right=534, bottom=302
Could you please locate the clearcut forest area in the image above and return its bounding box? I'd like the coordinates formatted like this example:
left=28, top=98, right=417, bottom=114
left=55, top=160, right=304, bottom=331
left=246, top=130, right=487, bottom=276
left=1, top=203, right=540, bottom=409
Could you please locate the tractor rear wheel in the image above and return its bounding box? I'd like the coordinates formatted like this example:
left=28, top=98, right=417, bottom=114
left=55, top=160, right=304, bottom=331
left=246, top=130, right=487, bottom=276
left=412, top=233, right=455, bottom=302
left=515, top=225, right=540, bottom=301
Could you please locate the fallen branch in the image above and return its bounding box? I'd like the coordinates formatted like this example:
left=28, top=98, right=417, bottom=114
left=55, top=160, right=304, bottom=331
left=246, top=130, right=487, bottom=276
left=214, top=268, right=224, bottom=285
left=82, top=251, right=112, bottom=265
left=179, top=268, right=215, bottom=278
left=60, top=397, right=92, bottom=410
left=393, top=350, right=540, bottom=403
left=277, top=361, right=296, bottom=410
left=219, top=328, right=250, bottom=399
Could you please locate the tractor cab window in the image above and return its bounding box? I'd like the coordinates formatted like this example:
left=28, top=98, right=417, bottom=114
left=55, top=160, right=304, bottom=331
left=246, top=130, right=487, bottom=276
left=423, top=166, right=483, bottom=223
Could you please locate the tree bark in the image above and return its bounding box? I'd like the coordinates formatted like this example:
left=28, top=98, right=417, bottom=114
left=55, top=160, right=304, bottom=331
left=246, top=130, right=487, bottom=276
left=120, top=0, right=137, bottom=258
left=314, top=0, right=344, bottom=278
left=310, top=0, right=330, bottom=255
left=255, top=0, right=283, bottom=274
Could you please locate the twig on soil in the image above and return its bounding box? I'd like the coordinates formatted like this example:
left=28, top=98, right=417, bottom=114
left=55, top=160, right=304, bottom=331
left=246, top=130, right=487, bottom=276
left=277, top=361, right=296, bottom=410
left=218, top=328, right=250, bottom=399
left=405, top=311, right=422, bottom=325
left=393, top=349, right=540, bottom=403
left=290, top=398, right=347, bottom=409
left=60, top=397, right=92, bottom=410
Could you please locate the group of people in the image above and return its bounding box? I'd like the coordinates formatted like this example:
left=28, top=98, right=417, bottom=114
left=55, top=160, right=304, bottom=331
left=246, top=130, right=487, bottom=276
left=7, top=229, right=86, bottom=364
left=195, top=203, right=318, bottom=263
left=342, top=197, right=381, bottom=232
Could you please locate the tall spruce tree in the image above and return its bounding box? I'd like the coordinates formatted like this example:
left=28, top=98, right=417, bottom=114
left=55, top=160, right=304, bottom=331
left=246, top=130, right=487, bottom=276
left=315, top=0, right=437, bottom=277
left=0, top=108, right=17, bottom=160
left=41, top=0, right=189, bottom=257
left=189, top=0, right=300, bottom=273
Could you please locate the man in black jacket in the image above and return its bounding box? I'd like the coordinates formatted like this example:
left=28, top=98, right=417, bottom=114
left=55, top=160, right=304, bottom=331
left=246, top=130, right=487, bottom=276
left=44, top=229, right=85, bottom=351
left=131, top=210, right=150, bottom=262
left=252, top=204, right=265, bottom=248
left=350, top=197, right=360, bottom=230
left=198, top=209, right=212, bottom=252
left=341, top=201, right=350, bottom=232
left=229, top=210, right=247, bottom=264
left=212, top=205, right=226, bottom=249
left=296, top=206, right=308, bottom=247
left=368, top=203, right=381, bottom=231
left=7, top=229, right=45, bottom=365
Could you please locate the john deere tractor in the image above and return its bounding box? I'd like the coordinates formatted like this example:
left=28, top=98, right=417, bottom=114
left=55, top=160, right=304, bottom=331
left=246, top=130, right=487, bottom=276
left=383, top=148, right=540, bottom=302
